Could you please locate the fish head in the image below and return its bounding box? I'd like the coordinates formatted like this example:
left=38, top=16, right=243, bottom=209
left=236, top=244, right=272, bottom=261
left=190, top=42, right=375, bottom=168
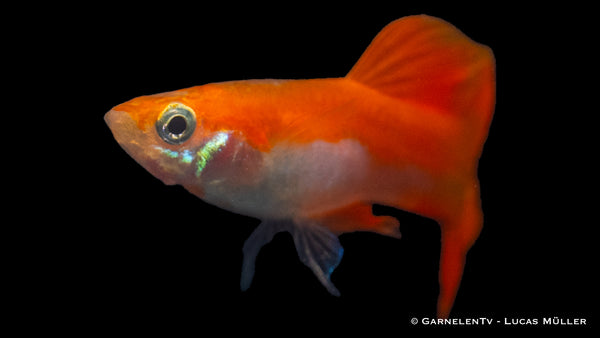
left=104, top=89, right=207, bottom=186
left=105, top=86, right=264, bottom=200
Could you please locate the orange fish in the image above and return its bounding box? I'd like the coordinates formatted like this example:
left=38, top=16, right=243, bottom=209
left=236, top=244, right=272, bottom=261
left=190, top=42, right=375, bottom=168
left=105, top=15, right=495, bottom=318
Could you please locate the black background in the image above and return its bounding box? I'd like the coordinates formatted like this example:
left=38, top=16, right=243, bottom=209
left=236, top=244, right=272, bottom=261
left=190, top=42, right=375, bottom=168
left=20, top=2, right=593, bottom=333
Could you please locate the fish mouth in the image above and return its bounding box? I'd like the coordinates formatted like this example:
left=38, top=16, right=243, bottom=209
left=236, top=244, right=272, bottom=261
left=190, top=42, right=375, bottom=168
left=105, top=109, right=177, bottom=185
left=104, top=109, right=119, bottom=128
left=105, top=109, right=138, bottom=137
left=104, top=109, right=143, bottom=151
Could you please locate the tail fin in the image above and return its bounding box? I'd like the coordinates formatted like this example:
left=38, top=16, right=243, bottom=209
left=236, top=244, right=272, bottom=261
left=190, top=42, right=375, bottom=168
left=346, top=15, right=495, bottom=154
left=347, top=15, right=495, bottom=318
left=437, top=183, right=483, bottom=318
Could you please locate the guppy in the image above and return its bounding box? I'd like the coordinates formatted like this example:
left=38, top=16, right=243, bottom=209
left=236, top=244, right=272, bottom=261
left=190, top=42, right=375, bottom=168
left=105, top=15, right=495, bottom=318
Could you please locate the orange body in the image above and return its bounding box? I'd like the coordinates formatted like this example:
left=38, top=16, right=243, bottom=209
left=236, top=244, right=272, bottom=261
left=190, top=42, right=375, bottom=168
left=105, top=15, right=495, bottom=318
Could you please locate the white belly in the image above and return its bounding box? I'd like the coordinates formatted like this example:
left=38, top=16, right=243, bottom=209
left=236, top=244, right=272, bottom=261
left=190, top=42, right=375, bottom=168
left=202, top=138, right=372, bottom=219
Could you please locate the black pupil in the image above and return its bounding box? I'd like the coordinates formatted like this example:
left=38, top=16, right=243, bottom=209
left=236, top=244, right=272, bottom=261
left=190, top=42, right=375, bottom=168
left=167, top=115, right=187, bottom=135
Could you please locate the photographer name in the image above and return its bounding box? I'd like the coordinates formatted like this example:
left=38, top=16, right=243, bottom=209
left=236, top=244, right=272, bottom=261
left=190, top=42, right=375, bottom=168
left=418, top=317, right=587, bottom=326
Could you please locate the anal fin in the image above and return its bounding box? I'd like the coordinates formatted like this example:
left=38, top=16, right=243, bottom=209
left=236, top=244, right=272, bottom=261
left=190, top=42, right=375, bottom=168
left=314, top=203, right=401, bottom=239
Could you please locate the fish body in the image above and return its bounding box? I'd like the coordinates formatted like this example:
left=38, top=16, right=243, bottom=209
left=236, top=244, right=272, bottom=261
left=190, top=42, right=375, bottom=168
left=105, top=15, right=495, bottom=318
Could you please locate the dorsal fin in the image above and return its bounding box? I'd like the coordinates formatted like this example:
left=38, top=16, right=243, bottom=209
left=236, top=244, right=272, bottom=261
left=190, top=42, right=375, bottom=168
left=347, top=15, right=495, bottom=140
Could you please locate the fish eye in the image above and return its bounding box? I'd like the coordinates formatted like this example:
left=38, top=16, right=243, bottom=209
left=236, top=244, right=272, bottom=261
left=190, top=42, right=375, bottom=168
left=156, top=104, right=196, bottom=145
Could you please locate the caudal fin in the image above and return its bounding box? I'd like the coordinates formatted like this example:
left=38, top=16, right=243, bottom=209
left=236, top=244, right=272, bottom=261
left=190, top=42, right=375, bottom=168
left=347, top=15, right=495, bottom=318
left=346, top=15, right=495, bottom=157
